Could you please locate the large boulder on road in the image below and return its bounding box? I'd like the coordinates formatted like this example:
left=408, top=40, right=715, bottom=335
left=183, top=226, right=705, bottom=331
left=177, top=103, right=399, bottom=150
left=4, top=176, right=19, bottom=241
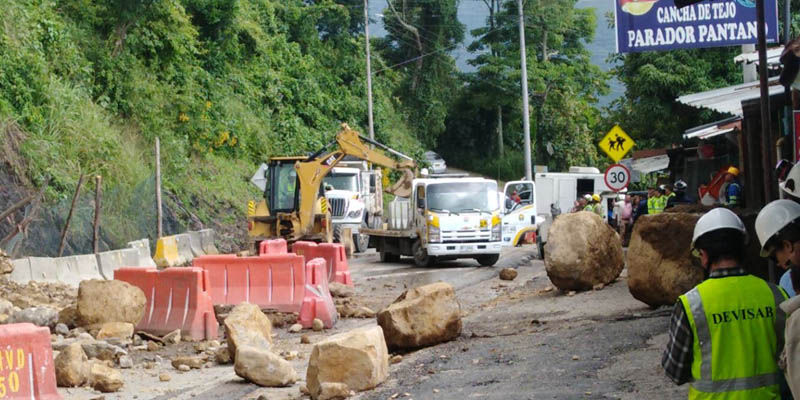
left=544, top=211, right=624, bottom=291
left=234, top=345, right=297, bottom=387
left=628, top=213, right=704, bottom=307
left=376, top=282, right=461, bottom=349
left=306, top=325, right=389, bottom=400
left=224, top=302, right=273, bottom=361
left=77, top=280, right=146, bottom=327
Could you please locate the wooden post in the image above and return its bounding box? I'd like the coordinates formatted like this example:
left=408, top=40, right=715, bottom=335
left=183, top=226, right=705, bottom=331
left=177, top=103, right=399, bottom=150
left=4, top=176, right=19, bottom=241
left=0, top=194, right=34, bottom=222
left=155, top=137, right=163, bottom=239
left=93, top=175, right=102, bottom=254
left=58, top=173, right=85, bottom=257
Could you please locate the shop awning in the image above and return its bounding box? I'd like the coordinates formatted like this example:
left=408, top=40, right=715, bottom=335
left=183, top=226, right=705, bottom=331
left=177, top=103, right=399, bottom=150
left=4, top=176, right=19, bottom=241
left=676, top=77, right=784, bottom=117
left=683, top=116, right=742, bottom=141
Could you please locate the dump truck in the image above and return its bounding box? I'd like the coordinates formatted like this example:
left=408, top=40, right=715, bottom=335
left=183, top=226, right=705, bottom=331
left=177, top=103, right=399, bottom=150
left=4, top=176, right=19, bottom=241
left=362, top=174, right=538, bottom=267
left=322, top=159, right=383, bottom=252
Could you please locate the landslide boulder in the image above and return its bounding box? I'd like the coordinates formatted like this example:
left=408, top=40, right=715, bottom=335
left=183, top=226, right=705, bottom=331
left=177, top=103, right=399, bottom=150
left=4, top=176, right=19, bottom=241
left=223, top=303, right=273, bottom=361
left=234, top=345, right=297, bottom=387
left=306, top=325, right=389, bottom=400
left=55, top=342, right=88, bottom=387
left=544, top=212, right=624, bottom=291
left=376, top=282, right=461, bottom=350
left=628, top=213, right=704, bottom=307
left=77, top=280, right=146, bottom=326
left=0, top=250, right=12, bottom=274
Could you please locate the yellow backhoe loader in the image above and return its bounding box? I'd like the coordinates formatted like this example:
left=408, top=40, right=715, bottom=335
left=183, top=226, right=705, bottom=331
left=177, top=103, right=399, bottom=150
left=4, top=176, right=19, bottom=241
left=247, top=123, right=417, bottom=248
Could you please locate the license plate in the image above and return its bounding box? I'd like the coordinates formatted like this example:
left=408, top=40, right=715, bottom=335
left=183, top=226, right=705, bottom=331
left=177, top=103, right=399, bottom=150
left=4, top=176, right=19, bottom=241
left=459, top=245, right=473, bottom=252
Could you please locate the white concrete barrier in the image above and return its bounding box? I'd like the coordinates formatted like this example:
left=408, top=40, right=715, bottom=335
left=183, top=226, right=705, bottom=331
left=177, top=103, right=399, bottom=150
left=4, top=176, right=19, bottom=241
left=187, top=231, right=205, bottom=257
left=127, top=239, right=156, bottom=267
left=198, top=229, right=219, bottom=254
left=96, top=249, right=138, bottom=280
left=174, top=233, right=193, bottom=265
left=28, top=257, right=58, bottom=283
left=9, top=258, right=31, bottom=284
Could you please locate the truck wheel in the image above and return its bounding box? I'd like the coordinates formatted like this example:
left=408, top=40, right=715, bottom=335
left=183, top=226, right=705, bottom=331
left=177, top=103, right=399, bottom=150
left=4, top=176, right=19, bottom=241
left=333, top=225, right=343, bottom=243
left=536, top=234, right=545, bottom=260
left=354, top=223, right=369, bottom=253
left=412, top=240, right=434, bottom=267
left=476, top=254, right=499, bottom=267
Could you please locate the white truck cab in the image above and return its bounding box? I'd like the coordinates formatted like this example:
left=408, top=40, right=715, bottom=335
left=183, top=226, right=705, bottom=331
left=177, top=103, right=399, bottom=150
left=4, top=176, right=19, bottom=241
left=322, top=162, right=383, bottom=252
left=500, top=180, right=542, bottom=247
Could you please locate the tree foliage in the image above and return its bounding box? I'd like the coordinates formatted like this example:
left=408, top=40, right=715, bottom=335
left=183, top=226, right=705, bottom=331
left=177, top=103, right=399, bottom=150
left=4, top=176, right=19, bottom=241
left=440, top=0, right=608, bottom=178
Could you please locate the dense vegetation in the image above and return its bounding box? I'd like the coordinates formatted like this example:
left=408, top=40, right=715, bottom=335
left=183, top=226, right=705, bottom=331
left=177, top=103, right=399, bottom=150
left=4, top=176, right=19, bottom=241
left=0, top=0, right=427, bottom=251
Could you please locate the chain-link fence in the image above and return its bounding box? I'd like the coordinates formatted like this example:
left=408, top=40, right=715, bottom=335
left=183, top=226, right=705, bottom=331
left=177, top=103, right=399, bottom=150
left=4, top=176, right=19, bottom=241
left=1, top=174, right=186, bottom=258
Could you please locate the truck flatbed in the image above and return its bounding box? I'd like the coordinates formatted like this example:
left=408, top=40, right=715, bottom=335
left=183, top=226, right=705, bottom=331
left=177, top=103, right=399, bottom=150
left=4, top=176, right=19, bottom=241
left=360, top=227, right=417, bottom=239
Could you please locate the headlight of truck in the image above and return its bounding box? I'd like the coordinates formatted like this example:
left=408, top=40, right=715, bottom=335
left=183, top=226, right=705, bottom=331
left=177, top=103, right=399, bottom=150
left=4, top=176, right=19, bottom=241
left=346, top=209, right=363, bottom=219
left=491, top=224, right=501, bottom=241
left=428, top=225, right=441, bottom=243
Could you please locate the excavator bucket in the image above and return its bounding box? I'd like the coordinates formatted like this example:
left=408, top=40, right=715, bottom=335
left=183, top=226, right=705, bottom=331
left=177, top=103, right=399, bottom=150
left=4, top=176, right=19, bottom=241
left=384, top=164, right=415, bottom=198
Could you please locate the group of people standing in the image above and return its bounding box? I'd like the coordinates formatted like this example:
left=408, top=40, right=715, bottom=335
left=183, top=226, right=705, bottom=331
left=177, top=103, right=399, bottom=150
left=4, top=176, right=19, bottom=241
left=660, top=162, right=800, bottom=399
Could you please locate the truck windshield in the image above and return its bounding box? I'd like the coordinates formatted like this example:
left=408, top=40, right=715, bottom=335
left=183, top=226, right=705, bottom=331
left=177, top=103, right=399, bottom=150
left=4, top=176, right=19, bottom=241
left=324, top=173, right=358, bottom=191
left=427, top=182, right=498, bottom=213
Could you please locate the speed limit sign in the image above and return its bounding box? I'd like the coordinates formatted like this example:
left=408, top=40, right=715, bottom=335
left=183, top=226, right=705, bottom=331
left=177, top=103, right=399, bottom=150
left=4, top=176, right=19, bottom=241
left=604, top=164, right=630, bottom=192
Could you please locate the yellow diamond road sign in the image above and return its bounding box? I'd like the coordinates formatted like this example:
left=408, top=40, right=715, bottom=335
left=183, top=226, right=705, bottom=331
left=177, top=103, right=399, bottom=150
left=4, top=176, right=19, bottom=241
left=599, top=125, right=635, bottom=162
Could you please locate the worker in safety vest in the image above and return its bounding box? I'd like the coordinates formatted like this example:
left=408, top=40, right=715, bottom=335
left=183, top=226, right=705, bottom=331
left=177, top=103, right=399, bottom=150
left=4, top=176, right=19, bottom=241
left=591, top=194, right=603, bottom=217
left=662, top=208, right=788, bottom=399
left=647, top=186, right=659, bottom=215
left=583, top=194, right=595, bottom=212
left=719, top=166, right=742, bottom=207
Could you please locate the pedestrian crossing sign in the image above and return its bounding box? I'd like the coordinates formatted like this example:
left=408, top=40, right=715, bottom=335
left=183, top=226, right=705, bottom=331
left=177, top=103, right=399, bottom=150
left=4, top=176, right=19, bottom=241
left=599, top=125, right=635, bottom=162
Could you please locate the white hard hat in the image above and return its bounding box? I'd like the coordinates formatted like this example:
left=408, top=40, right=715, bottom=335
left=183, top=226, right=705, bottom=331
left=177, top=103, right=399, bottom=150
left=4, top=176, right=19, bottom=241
left=692, top=208, right=746, bottom=248
left=755, top=199, right=800, bottom=256
left=781, top=163, right=800, bottom=197
left=583, top=194, right=592, bottom=200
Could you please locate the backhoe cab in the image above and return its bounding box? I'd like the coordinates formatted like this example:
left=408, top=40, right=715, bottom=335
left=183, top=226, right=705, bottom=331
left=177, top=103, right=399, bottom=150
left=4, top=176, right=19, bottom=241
left=247, top=123, right=416, bottom=249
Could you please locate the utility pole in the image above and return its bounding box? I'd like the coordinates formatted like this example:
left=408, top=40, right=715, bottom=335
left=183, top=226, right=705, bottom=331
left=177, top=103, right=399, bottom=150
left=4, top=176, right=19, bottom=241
left=757, top=0, right=774, bottom=203
left=517, top=0, right=533, bottom=180
left=365, top=0, right=375, bottom=140
left=784, top=0, right=794, bottom=163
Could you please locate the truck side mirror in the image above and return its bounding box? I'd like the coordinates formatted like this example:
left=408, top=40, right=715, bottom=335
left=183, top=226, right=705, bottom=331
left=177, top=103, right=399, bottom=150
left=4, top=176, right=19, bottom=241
left=370, top=174, right=377, bottom=193
left=417, top=197, right=425, bottom=209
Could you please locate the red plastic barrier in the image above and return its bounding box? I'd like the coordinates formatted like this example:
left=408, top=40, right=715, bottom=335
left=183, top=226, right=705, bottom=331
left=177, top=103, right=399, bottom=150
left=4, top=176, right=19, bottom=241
left=298, top=258, right=338, bottom=328
left=114, top=267, right=219, bottom=341
left=315, top=243, right=353, bottom=286
left=193, top=254, right=306, bottom=311
left=259, top=239, right=288, bottom=255
left=193, top=254, right=338, bottom=327
left=290, top=241, right=353, bottom=287
left=0, top=323, right=61, bottom=399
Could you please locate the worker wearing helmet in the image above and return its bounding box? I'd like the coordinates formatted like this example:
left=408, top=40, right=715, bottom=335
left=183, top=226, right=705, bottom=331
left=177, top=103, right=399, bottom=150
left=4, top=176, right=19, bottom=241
left=781, top=162, right=800, bottom=199
left=583, top=194, right=595, bottom=213
left=719, top=166, right=742, bottom=207
left=660, top=184, right=674, bottom=212
left=666, top=180, right=693, bottom=209
left=662, top=208, right=788, bottom=397
left=757, top=200, right=800, bottom=297
left=758, top=200, right=800, bottom=398
left=591, top=194, right=603, bottom=217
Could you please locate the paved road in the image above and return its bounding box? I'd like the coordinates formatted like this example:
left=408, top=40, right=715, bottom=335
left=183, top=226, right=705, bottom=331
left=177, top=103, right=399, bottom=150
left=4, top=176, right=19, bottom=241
left=62, top=246, right=683, bottom=400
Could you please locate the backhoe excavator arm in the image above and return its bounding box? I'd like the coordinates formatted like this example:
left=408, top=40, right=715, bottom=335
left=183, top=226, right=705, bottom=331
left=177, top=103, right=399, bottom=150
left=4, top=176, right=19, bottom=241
left=294, top=123, right=417, bottom=237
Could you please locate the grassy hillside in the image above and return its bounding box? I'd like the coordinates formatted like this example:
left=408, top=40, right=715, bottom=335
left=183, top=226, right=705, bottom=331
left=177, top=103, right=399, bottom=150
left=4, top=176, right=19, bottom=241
left=0, top=0, right=423, bottom=255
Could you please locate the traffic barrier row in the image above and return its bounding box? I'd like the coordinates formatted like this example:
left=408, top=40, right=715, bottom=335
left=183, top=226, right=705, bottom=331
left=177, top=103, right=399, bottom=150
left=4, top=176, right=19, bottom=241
left=290, top=241, right=353, bottom=286
left=0, top=323, right=61, bottom=399
left=154, top=230, right=219, bottom=268
left=114, top=267, right=219, bottom=341
left=192, top=253, right=338, bottom=328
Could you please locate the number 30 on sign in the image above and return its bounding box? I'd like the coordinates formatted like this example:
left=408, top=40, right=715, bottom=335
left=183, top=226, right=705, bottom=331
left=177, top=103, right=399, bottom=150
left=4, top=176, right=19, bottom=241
left=604, top=164, right=630, bottom=192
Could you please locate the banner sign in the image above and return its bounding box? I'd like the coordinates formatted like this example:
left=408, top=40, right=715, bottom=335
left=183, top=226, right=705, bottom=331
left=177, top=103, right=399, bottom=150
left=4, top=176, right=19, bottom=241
left=615, top=0, right=778, bottom=53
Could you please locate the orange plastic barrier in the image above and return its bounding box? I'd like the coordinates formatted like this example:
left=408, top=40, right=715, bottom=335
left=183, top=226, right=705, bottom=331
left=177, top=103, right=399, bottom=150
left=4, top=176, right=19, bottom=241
left=298, top=258, right=338, bottom=329
left=114, top=267, right=219, bottom=341
left=259, top=239, right=288, bottom=255
left=0, top=323, right=61, bottom=399
left=193, top=254, right=338, bottom=327
left=290, top=241, right=353, bottom=286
